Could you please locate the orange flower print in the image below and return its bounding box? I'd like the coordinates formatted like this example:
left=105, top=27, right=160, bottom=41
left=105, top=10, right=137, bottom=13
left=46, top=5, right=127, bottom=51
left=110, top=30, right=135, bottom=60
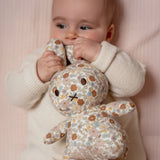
left=89, top=76, right=96, bottom=81
left=71, top=84, right=77, bottom=91
left=120, top=104, right=126, bottom=109
left=130, top=102, right=135, bottom=108
left=55, top=40, right=61, bottom=44
left=88, top=115, right=96, bottom=121
left=92, top=90, right=97, bottom=97
left=63, top=73, right=69, bottom=78
left=60, top=133, right=65, bottom=138
left=109, top=119, right=115, bottom=124
left=101, top=112, right=108, bottom=117
left=68, top=121, right=71, bottom=128
left=112, top=112, right=119, bottom=117
left=72, top=134, right=77, bottom=140
left=100, top=106, right=106, bottom=110
left=46, top=133, right=52, bottom=138
left=78, top=64, right=84, bottom=67
left=77, top=99, right=84, bottom=106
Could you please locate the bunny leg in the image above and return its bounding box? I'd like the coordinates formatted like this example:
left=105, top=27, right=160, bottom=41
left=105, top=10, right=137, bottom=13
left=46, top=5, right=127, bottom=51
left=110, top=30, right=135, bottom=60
left=44, top=120, right=69, bottom=144
left=62, top=146, right=70, bottom=160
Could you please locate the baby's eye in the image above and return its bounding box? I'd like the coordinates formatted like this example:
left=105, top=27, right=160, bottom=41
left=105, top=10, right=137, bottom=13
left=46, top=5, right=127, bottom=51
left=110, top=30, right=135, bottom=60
left=80, top=25, right=92, bottom=30
left=56, top=24, right=66, bottom=29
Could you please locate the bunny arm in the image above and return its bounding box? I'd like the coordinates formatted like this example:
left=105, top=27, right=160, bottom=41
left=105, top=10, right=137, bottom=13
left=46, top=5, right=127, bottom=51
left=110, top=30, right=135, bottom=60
left=94, top=101, right=135, bottom=117
left=44, top=120, right=70, bottom=144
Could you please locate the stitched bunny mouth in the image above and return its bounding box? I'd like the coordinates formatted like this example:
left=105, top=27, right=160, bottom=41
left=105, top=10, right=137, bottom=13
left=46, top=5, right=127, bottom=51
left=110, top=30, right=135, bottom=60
left=69, top=93, right=78, bottom=101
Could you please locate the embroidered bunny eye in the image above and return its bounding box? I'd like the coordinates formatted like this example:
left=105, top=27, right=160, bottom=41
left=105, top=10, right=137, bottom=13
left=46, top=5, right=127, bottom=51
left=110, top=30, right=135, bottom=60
left=55, top=90, right=59, bottom=97
left=81, top=78, right=87, bottom=85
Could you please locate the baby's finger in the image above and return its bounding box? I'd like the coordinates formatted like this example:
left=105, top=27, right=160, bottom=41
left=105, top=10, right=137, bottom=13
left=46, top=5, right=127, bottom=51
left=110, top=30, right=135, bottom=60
left=42, top=51, right=56, bottom=57
left=47, top=60, right=64, bottom=67
left=73, top=48, right=83, bottom=60
left=74, top=37, right=87, bottom=44
left=73, top=43, right=81, bottom=51
left=45, top=55, right=63, bottom=63
left=49, top=66, right=65, bottom=74
left=75, top=36, right=84, bottom=41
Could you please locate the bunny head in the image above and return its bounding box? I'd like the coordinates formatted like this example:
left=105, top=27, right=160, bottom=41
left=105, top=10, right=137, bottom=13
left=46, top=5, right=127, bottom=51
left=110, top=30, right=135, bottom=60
left=49, top=60, right=108, bottom=117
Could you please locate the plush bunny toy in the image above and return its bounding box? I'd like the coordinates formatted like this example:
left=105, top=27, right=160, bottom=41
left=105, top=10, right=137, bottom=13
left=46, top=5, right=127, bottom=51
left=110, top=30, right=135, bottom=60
left=44, top=39, right=135, bottom=160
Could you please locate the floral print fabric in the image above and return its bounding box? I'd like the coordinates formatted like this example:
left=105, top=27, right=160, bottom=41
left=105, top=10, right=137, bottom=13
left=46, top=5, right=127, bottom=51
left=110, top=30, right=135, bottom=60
left=44, top=39, right=135, bottom=160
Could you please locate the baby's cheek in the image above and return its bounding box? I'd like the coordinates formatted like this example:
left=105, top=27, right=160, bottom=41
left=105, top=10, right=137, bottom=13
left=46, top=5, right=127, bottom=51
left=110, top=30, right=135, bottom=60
left=81, top=32, right=106, bottom=43
left=81, top=33, right=96, bottom=41
left=50, top=27, right=63, bottom=40
left=50, top=32, right=60, bottom=39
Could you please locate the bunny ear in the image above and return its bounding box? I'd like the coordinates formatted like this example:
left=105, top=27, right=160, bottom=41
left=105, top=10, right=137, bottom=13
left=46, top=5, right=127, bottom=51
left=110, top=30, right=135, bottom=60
left=45, top=39, right=67, bottom=66
left=65, top=45, right=80, bottom=64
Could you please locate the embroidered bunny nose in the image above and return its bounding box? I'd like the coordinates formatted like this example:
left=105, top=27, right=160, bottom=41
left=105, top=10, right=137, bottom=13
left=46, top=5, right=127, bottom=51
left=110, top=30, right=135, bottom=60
left=69, top=93, right=78, bottom=101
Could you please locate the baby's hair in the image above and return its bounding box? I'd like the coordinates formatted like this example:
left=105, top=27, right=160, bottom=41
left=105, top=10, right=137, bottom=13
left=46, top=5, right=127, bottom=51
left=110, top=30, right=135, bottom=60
left=104, top=0, right=116, bottom=27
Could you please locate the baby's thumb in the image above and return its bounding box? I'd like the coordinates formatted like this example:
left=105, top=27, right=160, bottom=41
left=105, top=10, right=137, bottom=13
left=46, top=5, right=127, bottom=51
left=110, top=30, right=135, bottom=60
left=73, top=51, right=82, bottom=60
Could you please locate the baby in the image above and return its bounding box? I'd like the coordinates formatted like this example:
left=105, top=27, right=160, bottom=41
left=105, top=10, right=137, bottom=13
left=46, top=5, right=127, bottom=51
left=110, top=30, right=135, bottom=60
left=37, top=0, right=116, bottom=84
left=5, top=0, right=146, bottom=160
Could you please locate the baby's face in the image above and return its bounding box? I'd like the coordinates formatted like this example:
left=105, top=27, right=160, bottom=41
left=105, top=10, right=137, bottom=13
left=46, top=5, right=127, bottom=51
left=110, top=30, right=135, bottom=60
left=50, top=0, right=108, bottom=45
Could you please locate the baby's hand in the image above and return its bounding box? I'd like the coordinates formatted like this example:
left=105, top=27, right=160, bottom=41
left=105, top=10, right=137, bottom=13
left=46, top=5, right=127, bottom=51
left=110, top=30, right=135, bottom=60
left=73, top=37, right=101, bottom=62
left=36, top=51, right=64, bottom=83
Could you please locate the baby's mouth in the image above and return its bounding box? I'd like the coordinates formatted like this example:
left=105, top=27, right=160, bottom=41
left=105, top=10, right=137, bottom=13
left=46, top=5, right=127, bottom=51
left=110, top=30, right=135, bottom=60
left=63, top=40, right=75, bottom=45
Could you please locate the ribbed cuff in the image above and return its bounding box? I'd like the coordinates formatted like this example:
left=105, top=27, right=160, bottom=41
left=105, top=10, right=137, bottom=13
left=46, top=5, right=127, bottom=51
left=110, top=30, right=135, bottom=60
left=23, top=60, right=49, bottom=96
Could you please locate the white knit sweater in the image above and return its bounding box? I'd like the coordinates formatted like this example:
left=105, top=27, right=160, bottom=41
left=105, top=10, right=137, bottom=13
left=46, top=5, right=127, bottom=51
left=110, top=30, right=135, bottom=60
left=5, top=41, right=146, bottom=160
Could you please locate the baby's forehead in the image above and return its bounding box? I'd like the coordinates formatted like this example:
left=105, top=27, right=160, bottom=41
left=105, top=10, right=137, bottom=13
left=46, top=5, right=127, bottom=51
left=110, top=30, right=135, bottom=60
left=52, top=0, right=105, bottom=15
left=52, top=0, right=114, bottom=25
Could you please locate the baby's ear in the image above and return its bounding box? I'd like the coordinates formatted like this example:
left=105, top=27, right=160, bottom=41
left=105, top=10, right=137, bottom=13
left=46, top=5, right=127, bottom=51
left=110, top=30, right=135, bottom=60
left=106, top=24, right=115, bottom=43
left=45, top=38, right=67, bottom=66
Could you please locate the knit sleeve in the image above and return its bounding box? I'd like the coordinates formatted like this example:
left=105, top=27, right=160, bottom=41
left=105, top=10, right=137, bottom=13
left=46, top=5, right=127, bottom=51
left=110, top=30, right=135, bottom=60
left=5, top=47, right=50, bottom=109
left=92, top=41, right=146, bottom=97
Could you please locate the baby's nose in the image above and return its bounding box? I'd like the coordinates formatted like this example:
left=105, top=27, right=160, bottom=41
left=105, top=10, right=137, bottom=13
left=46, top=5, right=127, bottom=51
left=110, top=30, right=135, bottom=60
left=65, top=32, right=78, bottom=40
